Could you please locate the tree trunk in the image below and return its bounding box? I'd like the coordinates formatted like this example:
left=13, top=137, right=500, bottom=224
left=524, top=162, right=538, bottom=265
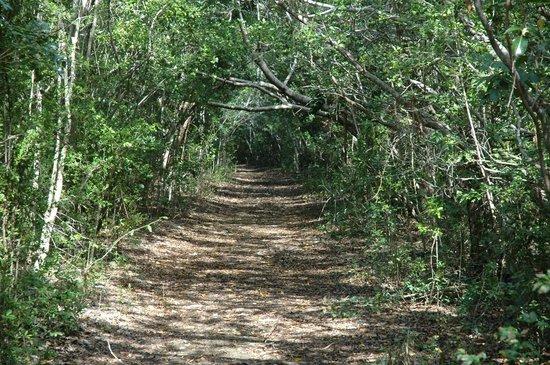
left=35, top=0, right=83, bottom=269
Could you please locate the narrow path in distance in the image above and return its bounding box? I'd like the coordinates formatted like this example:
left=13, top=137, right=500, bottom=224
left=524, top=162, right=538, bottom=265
left=59, top=166, right=449, bottom=364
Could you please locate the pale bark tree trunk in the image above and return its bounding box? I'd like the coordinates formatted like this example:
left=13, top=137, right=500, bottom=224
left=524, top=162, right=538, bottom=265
left=35, top=0, right=84, bottom=269
left=1, top=59, right=14, bottom=278
left=2, top=73, right=13, bottom=168
left=85, top=0, right=99, bottom=59
left=30, top=70, right=43, bottom=190
left=159, top=103, right=194, bottom=201
left=463, top=83, right=497, bottom=220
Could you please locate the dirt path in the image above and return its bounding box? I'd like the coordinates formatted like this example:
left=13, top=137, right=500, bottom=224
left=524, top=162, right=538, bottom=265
left=59, top=167, right=445, bottom=364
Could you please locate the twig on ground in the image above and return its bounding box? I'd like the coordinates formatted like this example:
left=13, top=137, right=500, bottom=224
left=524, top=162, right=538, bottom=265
left=264, top=320, right=280, bottom=342
left=107, top=340, right=123, bottom=363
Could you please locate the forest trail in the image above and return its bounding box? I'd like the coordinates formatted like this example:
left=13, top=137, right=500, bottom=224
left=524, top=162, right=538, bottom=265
left=59, top=167, right=422, bottom=364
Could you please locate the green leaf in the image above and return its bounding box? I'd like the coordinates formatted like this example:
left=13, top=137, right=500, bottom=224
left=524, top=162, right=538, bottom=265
left=0, top=0, right=12, bottom=11
left=533, top=270, right=550, bottom=294
left=512, top=37, right=528, bottom=57
left=504, top=25, right=522, bottom=35
left=456, top=349, right=487, bottom=365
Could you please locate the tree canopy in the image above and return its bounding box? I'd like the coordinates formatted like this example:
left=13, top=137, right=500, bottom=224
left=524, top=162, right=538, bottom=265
left=0, top=0, right=548, bottom=362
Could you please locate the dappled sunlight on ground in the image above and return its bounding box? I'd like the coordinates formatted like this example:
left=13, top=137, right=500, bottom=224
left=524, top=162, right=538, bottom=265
left=58, top=167, right=455, bottom=364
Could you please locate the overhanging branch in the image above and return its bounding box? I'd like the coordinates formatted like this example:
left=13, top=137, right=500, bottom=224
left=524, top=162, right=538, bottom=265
left=207, top=101, right=308, bottom=112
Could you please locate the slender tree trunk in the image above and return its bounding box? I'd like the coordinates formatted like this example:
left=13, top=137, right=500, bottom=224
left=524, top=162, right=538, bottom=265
left=29, top=70, right=44, bottom=190
left=2, top=70, right=13, bottom=168
left=85, top=0, right=99, bottom=59
left=159, top=104, right=193, bottom=200
left=35, top=1, right=83, bottom=269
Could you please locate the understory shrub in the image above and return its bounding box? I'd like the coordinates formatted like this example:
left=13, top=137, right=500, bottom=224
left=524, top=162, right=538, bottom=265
left=0, top=266, right=84, bottom=364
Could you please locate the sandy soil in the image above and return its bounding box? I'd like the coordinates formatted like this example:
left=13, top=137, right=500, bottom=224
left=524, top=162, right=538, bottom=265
left=57, top=166, right=454, bottom=364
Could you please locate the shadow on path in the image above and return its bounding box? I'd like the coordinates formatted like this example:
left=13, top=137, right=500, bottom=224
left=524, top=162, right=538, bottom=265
left=58, top=166, right=454, bottom=364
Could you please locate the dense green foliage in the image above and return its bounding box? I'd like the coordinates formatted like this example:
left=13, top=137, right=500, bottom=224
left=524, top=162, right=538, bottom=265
left=1, top=0, right=548, bottom=362
left=0, top=1, right=230, bottom=361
